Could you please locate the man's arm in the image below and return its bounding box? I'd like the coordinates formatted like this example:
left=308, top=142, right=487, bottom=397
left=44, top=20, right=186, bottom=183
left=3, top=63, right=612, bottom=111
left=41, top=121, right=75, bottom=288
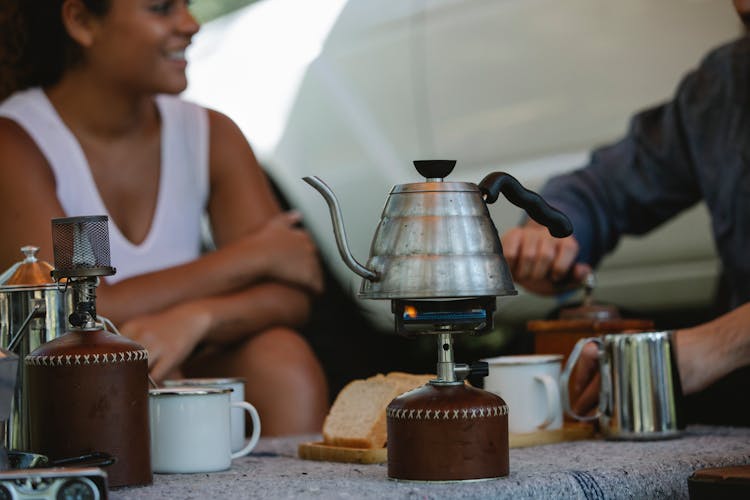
left=571, top=304, right=750, bottom=416
left=675, top=302, right=750, bottom=394
left=502, top=42, right=731, bottom=293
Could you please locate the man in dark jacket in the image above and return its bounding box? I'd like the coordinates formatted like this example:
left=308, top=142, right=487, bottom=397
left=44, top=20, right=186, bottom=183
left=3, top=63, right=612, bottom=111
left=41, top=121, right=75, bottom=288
left=502, top=0, right=750, bottom=425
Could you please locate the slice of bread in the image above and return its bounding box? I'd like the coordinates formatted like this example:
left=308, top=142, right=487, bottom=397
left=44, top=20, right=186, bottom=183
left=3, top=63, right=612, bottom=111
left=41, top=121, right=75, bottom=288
left=386, top=372, right=434, bottom=395
left=322, top=372, right=433, bottom=449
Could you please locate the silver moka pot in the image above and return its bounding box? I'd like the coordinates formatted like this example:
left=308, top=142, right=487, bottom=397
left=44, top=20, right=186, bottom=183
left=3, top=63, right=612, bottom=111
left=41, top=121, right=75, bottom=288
left=304, top=160, right=572, bottom=300
left=0, top=246, right=73, bottom=451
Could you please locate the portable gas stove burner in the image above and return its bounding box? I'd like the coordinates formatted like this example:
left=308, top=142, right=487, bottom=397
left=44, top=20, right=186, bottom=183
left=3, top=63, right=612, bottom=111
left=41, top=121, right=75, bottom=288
left=392, top=297, right=496, bottom=336
left=386, top=296, right=509, bottom=481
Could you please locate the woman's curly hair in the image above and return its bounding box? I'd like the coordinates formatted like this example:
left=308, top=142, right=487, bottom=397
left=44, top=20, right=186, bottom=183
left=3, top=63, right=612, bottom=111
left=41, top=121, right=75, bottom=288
left=0, top=1, right=27, bottom=100
left=0, top=1, right=110, bottom=101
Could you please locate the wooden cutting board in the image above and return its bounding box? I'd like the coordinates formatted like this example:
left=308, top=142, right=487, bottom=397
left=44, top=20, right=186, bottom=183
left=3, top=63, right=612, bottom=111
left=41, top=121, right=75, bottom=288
left=298, top=424, right=595, bottom=464
left=508, top=423, right=595, bottom=448
left=298, top=442, right=388, bottom=464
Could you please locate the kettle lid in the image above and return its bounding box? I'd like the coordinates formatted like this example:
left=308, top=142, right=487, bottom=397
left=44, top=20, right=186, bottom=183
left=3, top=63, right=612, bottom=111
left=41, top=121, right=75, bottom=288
left=392, top=160, right=479, bottom=194
left=0, top=246, right=55, bottom=287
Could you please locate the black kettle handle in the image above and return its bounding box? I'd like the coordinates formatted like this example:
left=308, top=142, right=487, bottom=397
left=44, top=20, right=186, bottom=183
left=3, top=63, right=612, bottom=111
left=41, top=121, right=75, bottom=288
left=479, top=172, right=573, bottom=238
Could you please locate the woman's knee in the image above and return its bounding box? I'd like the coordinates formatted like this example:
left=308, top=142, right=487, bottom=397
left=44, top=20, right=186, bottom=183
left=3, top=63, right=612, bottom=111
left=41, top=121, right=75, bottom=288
left=239, top=328, right=326, bottom=388
left=241, top=327, right=315, bottom=363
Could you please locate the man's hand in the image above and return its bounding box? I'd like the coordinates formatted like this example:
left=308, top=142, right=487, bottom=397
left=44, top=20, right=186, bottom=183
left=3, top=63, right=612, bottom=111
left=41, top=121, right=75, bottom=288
left=569, top=342, right=601, bottom=417
left=501, top=221, right=591, bottom=295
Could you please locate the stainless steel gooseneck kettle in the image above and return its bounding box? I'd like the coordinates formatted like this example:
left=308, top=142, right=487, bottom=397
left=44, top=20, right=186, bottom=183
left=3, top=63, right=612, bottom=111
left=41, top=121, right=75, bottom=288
left=304, top=160, right=573, bottom=300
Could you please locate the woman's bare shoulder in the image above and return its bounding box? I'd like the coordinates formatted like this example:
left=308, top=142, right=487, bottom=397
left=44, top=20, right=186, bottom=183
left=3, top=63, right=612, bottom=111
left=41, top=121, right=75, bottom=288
left=205, top=107, right=246, bottom=146
left=0, top=117, right=54, bottom=183
left=0, top=116, right=35, bottom=148
left=0, top=117, right=63, bottom=266
left=204, top=106, right=263, bottom=182
left=202, top=107, right=279, bottom=243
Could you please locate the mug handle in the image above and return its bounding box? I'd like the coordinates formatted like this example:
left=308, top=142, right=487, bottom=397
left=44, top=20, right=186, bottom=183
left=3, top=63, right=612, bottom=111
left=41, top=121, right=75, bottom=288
left=231, top=401, right=261, bottom=459
left=533, top=374, right=560, bottom=429
left=560, top=336, right=602, bottom=422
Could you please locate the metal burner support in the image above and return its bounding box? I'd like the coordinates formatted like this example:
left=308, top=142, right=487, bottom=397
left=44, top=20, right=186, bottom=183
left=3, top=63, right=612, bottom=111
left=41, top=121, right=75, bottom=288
left=436, top=333, right=457, bottom=384
left=432, top=333, right=489, bottom=386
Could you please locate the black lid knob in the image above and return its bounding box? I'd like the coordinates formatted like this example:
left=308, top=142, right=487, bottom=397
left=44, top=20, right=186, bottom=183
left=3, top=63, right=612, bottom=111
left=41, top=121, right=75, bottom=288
left=413, top=160, right=456, bottom=179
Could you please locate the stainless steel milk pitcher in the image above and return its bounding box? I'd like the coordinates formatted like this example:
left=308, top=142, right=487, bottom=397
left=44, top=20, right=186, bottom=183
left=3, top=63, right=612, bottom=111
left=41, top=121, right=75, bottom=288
left=560, top=331, right=684, bottom=440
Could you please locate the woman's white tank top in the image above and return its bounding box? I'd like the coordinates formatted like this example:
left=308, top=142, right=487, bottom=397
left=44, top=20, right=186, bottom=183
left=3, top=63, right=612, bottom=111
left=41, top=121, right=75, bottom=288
left=0, top=88, right=210, bottom=283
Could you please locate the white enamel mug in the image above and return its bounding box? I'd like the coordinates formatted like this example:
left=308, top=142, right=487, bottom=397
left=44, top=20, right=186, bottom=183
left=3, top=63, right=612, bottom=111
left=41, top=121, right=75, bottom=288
left=482, top=354, right=563, bottom=434
left=149, top=387, right=261, bottom=474
left=163, top=377, right=248, bottom=453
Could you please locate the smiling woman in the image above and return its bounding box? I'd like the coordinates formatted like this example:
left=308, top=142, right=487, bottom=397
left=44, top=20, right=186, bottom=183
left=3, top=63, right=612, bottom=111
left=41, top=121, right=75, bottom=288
left=0, top=0, right=329, bottom=435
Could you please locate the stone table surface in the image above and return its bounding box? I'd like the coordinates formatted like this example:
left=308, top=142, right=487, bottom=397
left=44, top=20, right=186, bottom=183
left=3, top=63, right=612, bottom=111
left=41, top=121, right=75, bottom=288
left=111, top=426, right=750, bottom=499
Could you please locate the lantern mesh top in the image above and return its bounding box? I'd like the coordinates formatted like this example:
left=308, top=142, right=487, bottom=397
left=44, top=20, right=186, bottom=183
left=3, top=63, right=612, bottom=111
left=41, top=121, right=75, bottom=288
left=50, top=215, right=116, bottom=279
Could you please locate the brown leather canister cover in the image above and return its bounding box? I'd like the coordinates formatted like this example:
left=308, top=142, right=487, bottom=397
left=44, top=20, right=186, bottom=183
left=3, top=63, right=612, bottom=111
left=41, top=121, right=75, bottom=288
left=387, top=383, right=509, bottom=481
left=26, top=329, right=152, bottom=487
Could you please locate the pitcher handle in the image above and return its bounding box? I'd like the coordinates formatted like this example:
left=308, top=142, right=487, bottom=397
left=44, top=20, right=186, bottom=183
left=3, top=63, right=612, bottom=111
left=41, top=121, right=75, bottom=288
left=560, top=337, right=602, bottom=421
left=7, top=303, right=42, bottom=352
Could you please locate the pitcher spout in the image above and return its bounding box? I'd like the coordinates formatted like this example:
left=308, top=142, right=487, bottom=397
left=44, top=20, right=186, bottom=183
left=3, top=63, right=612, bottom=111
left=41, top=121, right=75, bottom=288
left=303, top=176, right=379, bottom=282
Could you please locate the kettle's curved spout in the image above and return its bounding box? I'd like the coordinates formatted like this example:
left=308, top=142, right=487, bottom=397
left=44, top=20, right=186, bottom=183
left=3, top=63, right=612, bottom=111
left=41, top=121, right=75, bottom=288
left=303, top=176, right=379, bottom=282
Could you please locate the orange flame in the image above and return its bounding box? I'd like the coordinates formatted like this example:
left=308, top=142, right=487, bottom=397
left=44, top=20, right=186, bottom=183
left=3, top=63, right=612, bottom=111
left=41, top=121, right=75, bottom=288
left=403, top=305, right=418, bottom=319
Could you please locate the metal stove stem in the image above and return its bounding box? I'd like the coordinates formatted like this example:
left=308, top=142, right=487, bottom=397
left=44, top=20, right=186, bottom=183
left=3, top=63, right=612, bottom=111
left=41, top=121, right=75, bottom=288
left=435, top=333, right=458, bottom=384
left=433, top=332, right=490, bottom=386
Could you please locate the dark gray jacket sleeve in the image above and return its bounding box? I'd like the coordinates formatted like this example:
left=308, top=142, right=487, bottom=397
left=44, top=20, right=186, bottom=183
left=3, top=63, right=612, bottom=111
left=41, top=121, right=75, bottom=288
left=539, top=45, right=733, bottom=267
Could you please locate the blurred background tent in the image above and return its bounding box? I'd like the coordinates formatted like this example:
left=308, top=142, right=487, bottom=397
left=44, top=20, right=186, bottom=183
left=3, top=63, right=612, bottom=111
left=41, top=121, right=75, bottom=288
left=183, top=0, right=741, bottom=395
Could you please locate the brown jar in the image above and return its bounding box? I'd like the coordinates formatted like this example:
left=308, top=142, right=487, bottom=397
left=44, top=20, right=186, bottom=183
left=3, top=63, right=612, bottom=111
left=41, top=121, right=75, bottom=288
left=529, top=273, right=654, bottom=365
left=26, top=328, right=152, bottom=487
left=528, top=317, right=654, bottom=365
left=387, top=383, right=509, bottom=481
